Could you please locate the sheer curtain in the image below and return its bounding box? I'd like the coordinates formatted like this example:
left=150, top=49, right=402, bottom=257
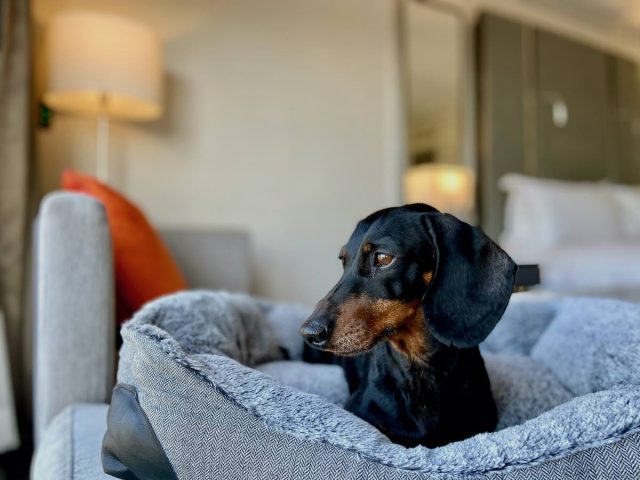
left=0, top=0, right=30, bottom=452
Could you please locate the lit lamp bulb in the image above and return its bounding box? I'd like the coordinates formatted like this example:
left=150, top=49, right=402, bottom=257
left=403, top=164, right=475, bottom=220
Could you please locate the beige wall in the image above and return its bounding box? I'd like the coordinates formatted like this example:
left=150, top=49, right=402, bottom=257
left=34, top=0, right=640, bottom=306
left=34, top=0, right=405, bottom=306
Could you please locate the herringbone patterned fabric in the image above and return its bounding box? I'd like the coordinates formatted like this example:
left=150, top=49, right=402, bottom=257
left=487, top=432, right=640, bottom=479
left=120, top=331, right=452, bottom=479
left=117, top=328, right=640, bottom=480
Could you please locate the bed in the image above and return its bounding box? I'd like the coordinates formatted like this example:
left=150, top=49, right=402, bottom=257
left=499, top=174, right=640, bottom=301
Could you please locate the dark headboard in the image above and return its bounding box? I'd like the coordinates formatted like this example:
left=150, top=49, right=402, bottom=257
left=476, top=13, right=640, bottom=239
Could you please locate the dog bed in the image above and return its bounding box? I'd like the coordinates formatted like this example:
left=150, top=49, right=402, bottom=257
left=103, top=291, right=640, bottom=479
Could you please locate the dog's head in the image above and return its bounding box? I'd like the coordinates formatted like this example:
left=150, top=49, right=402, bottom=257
left=300, top=204, right=517, bottom=359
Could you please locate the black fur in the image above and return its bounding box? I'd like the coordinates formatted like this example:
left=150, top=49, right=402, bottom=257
left=300, top=204, right=517, bottom=448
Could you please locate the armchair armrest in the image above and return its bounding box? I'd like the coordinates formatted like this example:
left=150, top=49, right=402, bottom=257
left=33, top=192, right=115, bottom=443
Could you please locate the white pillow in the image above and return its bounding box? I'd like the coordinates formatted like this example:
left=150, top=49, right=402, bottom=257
left=499, top=176, right=554, bottom=262
left=499, top=174, right=623, bottom=250
left=608, top=184, right=640, bottom=240
left=499, top=174, right=556, bottom=252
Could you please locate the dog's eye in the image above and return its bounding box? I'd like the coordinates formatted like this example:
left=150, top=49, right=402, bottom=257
left=374, top=252, right=394, bottom=267
left=338, top=255, right=346, bottom=267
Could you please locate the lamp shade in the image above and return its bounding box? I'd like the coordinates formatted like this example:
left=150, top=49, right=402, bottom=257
left=43, top=11, right=163, bottom=121
left=403, top=163, right=475, bottom=216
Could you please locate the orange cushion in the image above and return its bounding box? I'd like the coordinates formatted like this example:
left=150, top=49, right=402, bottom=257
left=62, top=171, right=188, bottom=322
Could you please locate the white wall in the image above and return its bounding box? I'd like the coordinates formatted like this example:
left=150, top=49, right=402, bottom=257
left=35, top=0, right=405, bottom=306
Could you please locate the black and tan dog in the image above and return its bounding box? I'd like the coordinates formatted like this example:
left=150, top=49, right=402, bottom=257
left=300, top=204, right=517, bottom=448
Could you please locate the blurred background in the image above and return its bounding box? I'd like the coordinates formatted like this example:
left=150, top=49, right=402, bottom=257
left=0, top=0, right=639, bottom=477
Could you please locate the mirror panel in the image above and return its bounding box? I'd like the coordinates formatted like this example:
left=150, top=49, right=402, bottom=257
left=402, top=1, right=472, bottom=219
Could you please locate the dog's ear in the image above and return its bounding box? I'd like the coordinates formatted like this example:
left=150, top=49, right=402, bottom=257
left=420, top=213, right=517, bottom=348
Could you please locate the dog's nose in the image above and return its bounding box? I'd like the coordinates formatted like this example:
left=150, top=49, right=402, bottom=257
left=300, top=320, right=332, bottom=348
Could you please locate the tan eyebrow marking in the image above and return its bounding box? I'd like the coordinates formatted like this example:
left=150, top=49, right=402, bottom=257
left=362, top=243, right=373, bottom=254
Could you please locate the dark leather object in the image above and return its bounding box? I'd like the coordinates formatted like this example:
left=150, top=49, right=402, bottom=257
left=514, top=264, right=540, bottom=290
left=102, top=384, right=178, bottom=480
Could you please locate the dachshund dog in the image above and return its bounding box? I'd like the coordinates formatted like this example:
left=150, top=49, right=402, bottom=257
left=300, top=204, right=517, bottom=448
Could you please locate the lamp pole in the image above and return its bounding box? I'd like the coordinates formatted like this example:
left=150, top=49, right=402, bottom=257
left=96, top=95, right=110, bottom=182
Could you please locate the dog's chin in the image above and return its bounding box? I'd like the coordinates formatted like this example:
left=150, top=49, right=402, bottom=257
left=323, top=340, right=379, bottom=357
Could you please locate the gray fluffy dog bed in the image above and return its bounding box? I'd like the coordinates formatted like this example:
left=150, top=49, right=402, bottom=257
left=110, top=291, right=640, bottom=479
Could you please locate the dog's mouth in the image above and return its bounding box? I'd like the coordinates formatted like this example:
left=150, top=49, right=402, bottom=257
left=302, top=337, right=333, bottom=351
left=319, top=328, right=394, bottom=356
left=318, top=343, right=376, bottom=357
left=301, top=328, right=378, bottom=356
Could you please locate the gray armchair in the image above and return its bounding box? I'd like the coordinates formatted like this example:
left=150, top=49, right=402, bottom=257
left=30, top=192, right=252, bottom=479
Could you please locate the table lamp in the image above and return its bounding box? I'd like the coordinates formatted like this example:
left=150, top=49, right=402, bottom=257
left=43, top=11, right=163, bottom=182
left=403, top=163, right=475, bottom=220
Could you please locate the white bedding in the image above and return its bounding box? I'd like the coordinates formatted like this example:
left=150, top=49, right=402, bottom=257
left=537, top=243, right=640, bottom=295
left=499, top=174, right=640, bottom=299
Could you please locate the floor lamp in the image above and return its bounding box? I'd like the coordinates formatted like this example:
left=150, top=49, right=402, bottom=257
left=43, top=11, right=163, bottom=183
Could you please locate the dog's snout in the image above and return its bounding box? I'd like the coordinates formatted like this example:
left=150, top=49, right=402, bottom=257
left=300, top=320, right=333, bottom=348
